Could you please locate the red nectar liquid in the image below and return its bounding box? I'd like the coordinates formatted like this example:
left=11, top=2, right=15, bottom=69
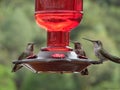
left=35, top=11, right=83, bottom=31
left=35, top=0, right=83, bottom=51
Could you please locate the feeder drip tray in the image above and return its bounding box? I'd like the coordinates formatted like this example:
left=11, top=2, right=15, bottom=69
left=13, top=51, right=91, bottom=73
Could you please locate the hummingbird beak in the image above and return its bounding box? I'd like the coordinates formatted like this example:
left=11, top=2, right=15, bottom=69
left=82, top=38, right=96, bottom=42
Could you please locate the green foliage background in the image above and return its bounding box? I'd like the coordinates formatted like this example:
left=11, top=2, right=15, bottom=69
left=0, top=0, right=120, bottom=90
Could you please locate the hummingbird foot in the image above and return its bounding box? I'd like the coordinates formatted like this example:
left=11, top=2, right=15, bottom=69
left=81, top=68, right=89, bottom=75
left=60, top=72, right=64, bottom=74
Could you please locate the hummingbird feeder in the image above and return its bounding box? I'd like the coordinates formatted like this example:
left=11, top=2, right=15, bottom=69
left=13, top=0, right=96, bottom=73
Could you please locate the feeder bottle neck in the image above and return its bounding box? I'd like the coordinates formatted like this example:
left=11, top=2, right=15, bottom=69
left=47, top=31, right=71, bottom=51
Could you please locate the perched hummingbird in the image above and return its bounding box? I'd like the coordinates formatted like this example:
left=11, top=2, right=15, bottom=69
left=73, top=41, right=89, bottom=75
left=12, top=42, right=35, bottom=72
left=83, top=38, right=120, bottom=64
left=73, top=41, right=87, bottom=58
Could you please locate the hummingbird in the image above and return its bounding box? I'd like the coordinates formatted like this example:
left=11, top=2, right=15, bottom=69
left=83, top=38, right=120, bottom=64
left=12, top=42, right=35, bottom=72
left=73, top=42, right=87, bottom=58
left=72, top=41, right=89, bottom=75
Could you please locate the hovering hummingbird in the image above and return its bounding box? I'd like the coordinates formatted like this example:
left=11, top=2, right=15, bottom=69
left=12, top=42, right=35, bottom=72
left=83, top=38, right=120, bottom=64
left=72, top=41, right=89, bottom=75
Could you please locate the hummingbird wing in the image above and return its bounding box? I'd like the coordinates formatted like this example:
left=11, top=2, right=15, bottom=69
left=100, top=49, right=120, bottom=63
left=18, top=52, right=28, bottom=60
left=12, top=52, right=28, bottom=72
left=12, top=43, right=34, bottom=72
left=11, top=64, right=23, bottom=72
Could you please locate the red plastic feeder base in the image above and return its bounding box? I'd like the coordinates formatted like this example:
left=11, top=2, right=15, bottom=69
left=25, top=60, right=90, bottom=73
left=13, top=51, right=91, bottom=73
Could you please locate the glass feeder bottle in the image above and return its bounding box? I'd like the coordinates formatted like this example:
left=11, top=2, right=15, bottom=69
left=35, top=0, right=83, bottom=51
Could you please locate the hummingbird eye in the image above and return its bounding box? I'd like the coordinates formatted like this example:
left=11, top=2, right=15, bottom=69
left=28, top=43, right=31, bottom=45
left=97, top=41, right=99, bottom=43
